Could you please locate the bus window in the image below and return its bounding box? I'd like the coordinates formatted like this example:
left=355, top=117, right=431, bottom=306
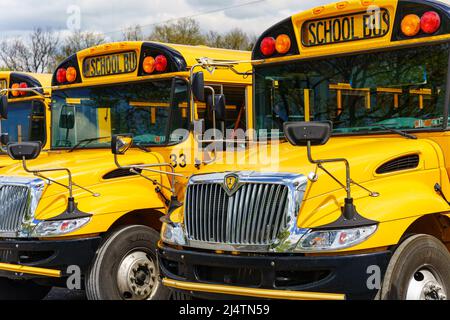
left=2, top=100, right=46, bottom=144
left=198, top=85, right=247, bottom=135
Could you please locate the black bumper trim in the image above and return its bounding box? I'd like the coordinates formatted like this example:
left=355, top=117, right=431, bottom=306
left=0, top=237, right=101, bottom=278
left=158, top=245, right=392, bottom=300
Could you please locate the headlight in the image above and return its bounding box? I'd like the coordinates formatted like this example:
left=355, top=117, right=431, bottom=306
left=32, top=217, right=91, bottom=237
left=297, top=225, right=377, bottom=252
left=161, top=222, right=186, bottom=246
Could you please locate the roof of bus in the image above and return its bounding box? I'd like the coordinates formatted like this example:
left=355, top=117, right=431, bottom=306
left=68, top=41, right=252, bottom=85
left=0, top=71, right=52, bottom=95
left=252, top=0, right=450, bottom=62
left=77, top=41, right=252, bottom=68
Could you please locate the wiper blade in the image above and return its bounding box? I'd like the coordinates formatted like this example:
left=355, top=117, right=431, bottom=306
left=69, top=137, right=110, bottom=152
left=379, top=126, right=417, bottom=140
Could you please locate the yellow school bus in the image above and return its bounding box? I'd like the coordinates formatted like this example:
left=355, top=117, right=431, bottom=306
left=159, top=0, right=450, bottom=300
left=0, top=42, right=252, bottom=300
left=0, top=72, right=51, bottom=167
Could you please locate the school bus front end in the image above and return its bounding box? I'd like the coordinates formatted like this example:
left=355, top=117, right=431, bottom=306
left=0, top=42, right=252, bottom=300
left=159, top=0, right=450, bottom=300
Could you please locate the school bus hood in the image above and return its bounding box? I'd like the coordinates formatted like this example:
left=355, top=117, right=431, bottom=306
left=201, top=136, right=441, bottom=201
left=0, top=149, right=169, bottom=217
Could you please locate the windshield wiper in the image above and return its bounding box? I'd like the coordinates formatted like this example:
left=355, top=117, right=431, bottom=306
left=69, top=137, right=110, bottom=152
left=379, top=126, right=417, bottom=140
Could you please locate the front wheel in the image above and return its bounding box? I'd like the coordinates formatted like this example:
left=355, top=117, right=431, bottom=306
left=379, top=234, right=450, bottom=300
left=0, top=278, right=51, bottom=300
left=86, top=225, right=170, bottom=300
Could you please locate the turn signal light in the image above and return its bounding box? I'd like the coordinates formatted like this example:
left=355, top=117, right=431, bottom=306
left=11, top=83, right=20, bottom=97
left=275, top=34, right=291, bottom=54
left=155, top=55, right=168, bottom=72
left=260, top=37, right=276, bottom=56
left=66, top=67, right=77, bottom=83
left=143, top=56, right=156, bottom=74
left=401, top=14, right=421, bottom=37
left=56, top=68, right=67, bottom=84
left=421, top=11, right=441, bottom=34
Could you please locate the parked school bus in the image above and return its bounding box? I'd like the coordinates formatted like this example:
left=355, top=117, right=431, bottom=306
left=159, top=0, right=450, bottom=300
left=0, top=42, right=252, bottom=300
left=0, top=72, right=51, bottom=167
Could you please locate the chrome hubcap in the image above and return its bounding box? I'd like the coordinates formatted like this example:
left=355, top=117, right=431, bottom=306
left=406, top=267, right=447, bottom=300
left=117, top=251, right=158, bottom=300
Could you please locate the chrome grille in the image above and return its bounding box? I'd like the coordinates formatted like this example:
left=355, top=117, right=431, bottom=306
left=185, top=183, right=290, bottom=245
left=0, top=185, right=30, bottom=233
left=0, top=250, right=13, bottom=263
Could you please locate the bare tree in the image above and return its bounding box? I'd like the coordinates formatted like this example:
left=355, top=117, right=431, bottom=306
left=122, top=24, right=143, bottom=41
left=60, top=31, right=105, bottom=57
left=0, top=28, right=59, bottom=73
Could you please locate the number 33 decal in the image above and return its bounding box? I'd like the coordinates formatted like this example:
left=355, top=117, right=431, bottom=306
left=170, top=154, right=187, bottom=168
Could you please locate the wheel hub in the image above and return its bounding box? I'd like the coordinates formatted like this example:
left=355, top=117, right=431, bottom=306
left=406, top=268, right=447, bottom=300
left=117, top=251, right=157, bottom=300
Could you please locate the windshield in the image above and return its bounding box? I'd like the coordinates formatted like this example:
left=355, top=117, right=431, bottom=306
left=51, top=79, right=189, bottom=149
left=255, top=43, right=450, bottom=138
left=0, top=100, right=46, bottom=145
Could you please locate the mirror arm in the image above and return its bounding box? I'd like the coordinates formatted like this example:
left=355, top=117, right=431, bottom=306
left=114, top=153, right=183, bottom=194
left=21, top=158, right=99, bottom=198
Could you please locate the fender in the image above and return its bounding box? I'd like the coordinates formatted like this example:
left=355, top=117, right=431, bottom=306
left=298, top=167, right=450, bottom=252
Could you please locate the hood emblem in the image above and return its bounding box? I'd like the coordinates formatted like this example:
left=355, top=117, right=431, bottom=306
left=224, top=174, right=240, bottom=196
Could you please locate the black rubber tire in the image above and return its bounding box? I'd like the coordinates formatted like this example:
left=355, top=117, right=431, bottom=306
left=85, top=225, right=170, bottom=300
left=379, top=234, right=450, bottom=300
left=0, top=278, right=51, bottom=300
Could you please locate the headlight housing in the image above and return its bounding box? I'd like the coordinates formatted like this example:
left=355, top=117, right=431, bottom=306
left=161, top=222, right=187, bottom=246
left=32, top=217, right=91, bottom=237
left=296, top=225, right=378, bottom=252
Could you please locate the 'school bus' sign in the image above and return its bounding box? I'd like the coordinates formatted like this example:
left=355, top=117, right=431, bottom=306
left=83, top=51, right=138, bottom=78
left=302, top=8, right=390, bottom=47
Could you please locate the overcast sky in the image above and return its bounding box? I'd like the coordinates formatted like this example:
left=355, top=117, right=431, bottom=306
left=0, top=0, right=331, bottom=40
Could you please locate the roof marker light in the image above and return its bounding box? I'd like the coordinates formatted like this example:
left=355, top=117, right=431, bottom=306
left=155, top=55, right=168, bottom=72
left=401, top=14, right=421, bottom=37
left=421, top=11, right=441, bottom=34
left=56, top=68, right=67, bottom=84
left=143, top=56, right=156, bottom=74
left=66, top=67, right=77, bottom=83
left=260, top=37, right=276, bottom=57
left=275, top=34, right=292, bottom=54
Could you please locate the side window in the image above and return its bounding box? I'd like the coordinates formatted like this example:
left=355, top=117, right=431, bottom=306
left=29, top=100, right=46, bottom=143
left=197, top=85, right=247, bottom=136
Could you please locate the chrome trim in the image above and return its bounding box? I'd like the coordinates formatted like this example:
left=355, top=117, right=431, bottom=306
left=0, top=176, right=45, bottom=238
left=183, top=172, right=309, bottom=253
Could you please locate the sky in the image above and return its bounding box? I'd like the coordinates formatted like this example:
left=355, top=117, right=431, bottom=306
left=0, top=0, right=331, bottom=40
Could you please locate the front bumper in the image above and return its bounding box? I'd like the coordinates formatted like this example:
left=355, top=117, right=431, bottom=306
left=0, top=237, right=101, bottom=279
left=158, top=245, right=391, bottom=300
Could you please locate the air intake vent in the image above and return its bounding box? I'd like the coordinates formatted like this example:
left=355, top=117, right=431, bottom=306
left=376, top=155, right=420, bottom=174
left=103, top=168, right=142, bottom=180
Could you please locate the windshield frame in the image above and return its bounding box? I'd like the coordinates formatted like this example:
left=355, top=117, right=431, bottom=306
left=253, top=40, right=450, bottom=139
left=50, top=76, right=191, bottom=151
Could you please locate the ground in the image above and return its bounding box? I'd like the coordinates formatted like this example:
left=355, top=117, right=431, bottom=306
left=44, top=288, right=87, bottom=300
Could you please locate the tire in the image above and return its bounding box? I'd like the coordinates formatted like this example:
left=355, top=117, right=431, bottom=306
left=379, top=234, right=450, bottom=300
left=0, top=278, right=51, bottom=300
left=86, top=225, right=170, bottom=300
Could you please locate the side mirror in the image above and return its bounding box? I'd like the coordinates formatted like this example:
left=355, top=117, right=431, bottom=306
left=207, top=94, right=226, bottom=122
left=0, top=134, right=9, bottom=146
left=0, top=95, right=8, bottom=120
left=283, top=122, right=332, bottom=146
left=112, top=134, right=134, bottom=155
left=192, top=72, right=205, bottom=102
left=7, top=142, right=42, bottom=160
left=59, top=110, right=75, bottom=130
